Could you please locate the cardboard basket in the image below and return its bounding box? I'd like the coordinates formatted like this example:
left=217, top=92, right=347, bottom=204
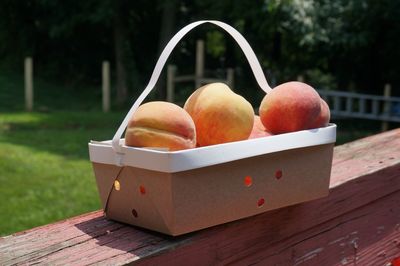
left=88, top=20, right=336, bottom=236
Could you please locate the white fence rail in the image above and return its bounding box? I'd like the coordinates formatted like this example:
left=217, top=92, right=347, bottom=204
left=318, top=89, right=400, bottom=123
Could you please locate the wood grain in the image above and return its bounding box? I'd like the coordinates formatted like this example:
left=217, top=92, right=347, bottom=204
left=1, top=129, right=400, bottom=265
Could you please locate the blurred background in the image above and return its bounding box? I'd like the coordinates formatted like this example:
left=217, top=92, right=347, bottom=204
left=0, top=0, right=399, bottom=236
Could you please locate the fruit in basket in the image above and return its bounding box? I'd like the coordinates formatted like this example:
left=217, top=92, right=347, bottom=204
left=125, top=101, right=196, bottom=151
left=184, top=83, right=254, bottom=146
left=309, top=98, right=330, bottom=128
left=259, top=81, right=321, bottom=134
left=249, top=115, right=272, bottom=139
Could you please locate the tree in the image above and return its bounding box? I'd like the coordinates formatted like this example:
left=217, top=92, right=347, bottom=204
left=265, top=0, right=400, bottom=92
left=114, top=0, right=129, bottom=105
left=0, top=0, right=399, bottom=103
left=156, top=0, right=178, bottom=100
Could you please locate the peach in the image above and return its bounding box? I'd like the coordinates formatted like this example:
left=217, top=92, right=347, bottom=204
left=125, top=101, right=196, bottom=151
left=309, top=98, right=330, bottom=128
left=259, top=81, right=321, bottom=134
left=249, top=115, right=272, bottom=139
left=184, top=83, right=254, bottom=146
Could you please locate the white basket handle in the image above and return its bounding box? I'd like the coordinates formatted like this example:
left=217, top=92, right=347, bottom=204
left=112, top=20, right=272, bottom=153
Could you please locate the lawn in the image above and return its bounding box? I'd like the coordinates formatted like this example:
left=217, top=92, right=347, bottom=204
left=0, top=111, right=124, bottom=235
left=0, top=70, right=128, bottom=236
left=0, top=71, right=385, bottom=236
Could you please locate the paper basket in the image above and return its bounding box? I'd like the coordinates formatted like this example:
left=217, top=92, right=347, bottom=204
left=88, top=20, right=336, bottom=236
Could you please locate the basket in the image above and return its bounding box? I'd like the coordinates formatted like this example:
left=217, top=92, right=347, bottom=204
left=88, top=20, right=336, bottom=236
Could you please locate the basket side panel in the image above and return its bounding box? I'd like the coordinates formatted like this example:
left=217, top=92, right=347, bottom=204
left=104, top=167, right=175, bottom=234
left=170, top=144, right=334, bottom=235
left=92, top=163, right=122, bottom=209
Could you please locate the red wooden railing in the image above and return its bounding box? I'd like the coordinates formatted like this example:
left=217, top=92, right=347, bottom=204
left=1, top=129, right=400, bottom=265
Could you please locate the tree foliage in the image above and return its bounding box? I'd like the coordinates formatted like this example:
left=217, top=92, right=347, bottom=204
left=0, top=0, right=399, bottom=105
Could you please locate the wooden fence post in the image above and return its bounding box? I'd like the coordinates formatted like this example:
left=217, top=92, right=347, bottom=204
left=167, top=65, right=176, bottom=102
left=24, top=57, right=33, bottom=111
left=382, top=83, right=392, bottom=131
left=102, top=61, right=110, bottom=113
left=227, top=68, right=234, bottom=89
left=195, top=40, right=205, bottom=89
left=297, top=75, right=304, bottom=82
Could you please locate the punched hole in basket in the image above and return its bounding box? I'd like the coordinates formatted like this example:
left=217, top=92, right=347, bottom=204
left=132, top=209, right=138, bottom=218
left=275, top=170, right=283, bottom=180
left=244, top=176, right=252, bottom=187
left=114, top=180, right=121, bottom=191
left=139, top=185, right=146, bottom=195
left=257, top=198, right=265, bottom=208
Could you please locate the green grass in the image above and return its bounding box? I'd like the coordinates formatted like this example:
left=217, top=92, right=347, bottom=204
left=0, top=70, right=135, bottom=236
left=0, top=70, right=387, bottom=236
left=0, top=111, right=125, bottom=236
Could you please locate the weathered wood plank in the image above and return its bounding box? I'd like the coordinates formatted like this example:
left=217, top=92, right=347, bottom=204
left=140, top=190, right=400, bottom=266
left=1, top=129, right=400, bottom=265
